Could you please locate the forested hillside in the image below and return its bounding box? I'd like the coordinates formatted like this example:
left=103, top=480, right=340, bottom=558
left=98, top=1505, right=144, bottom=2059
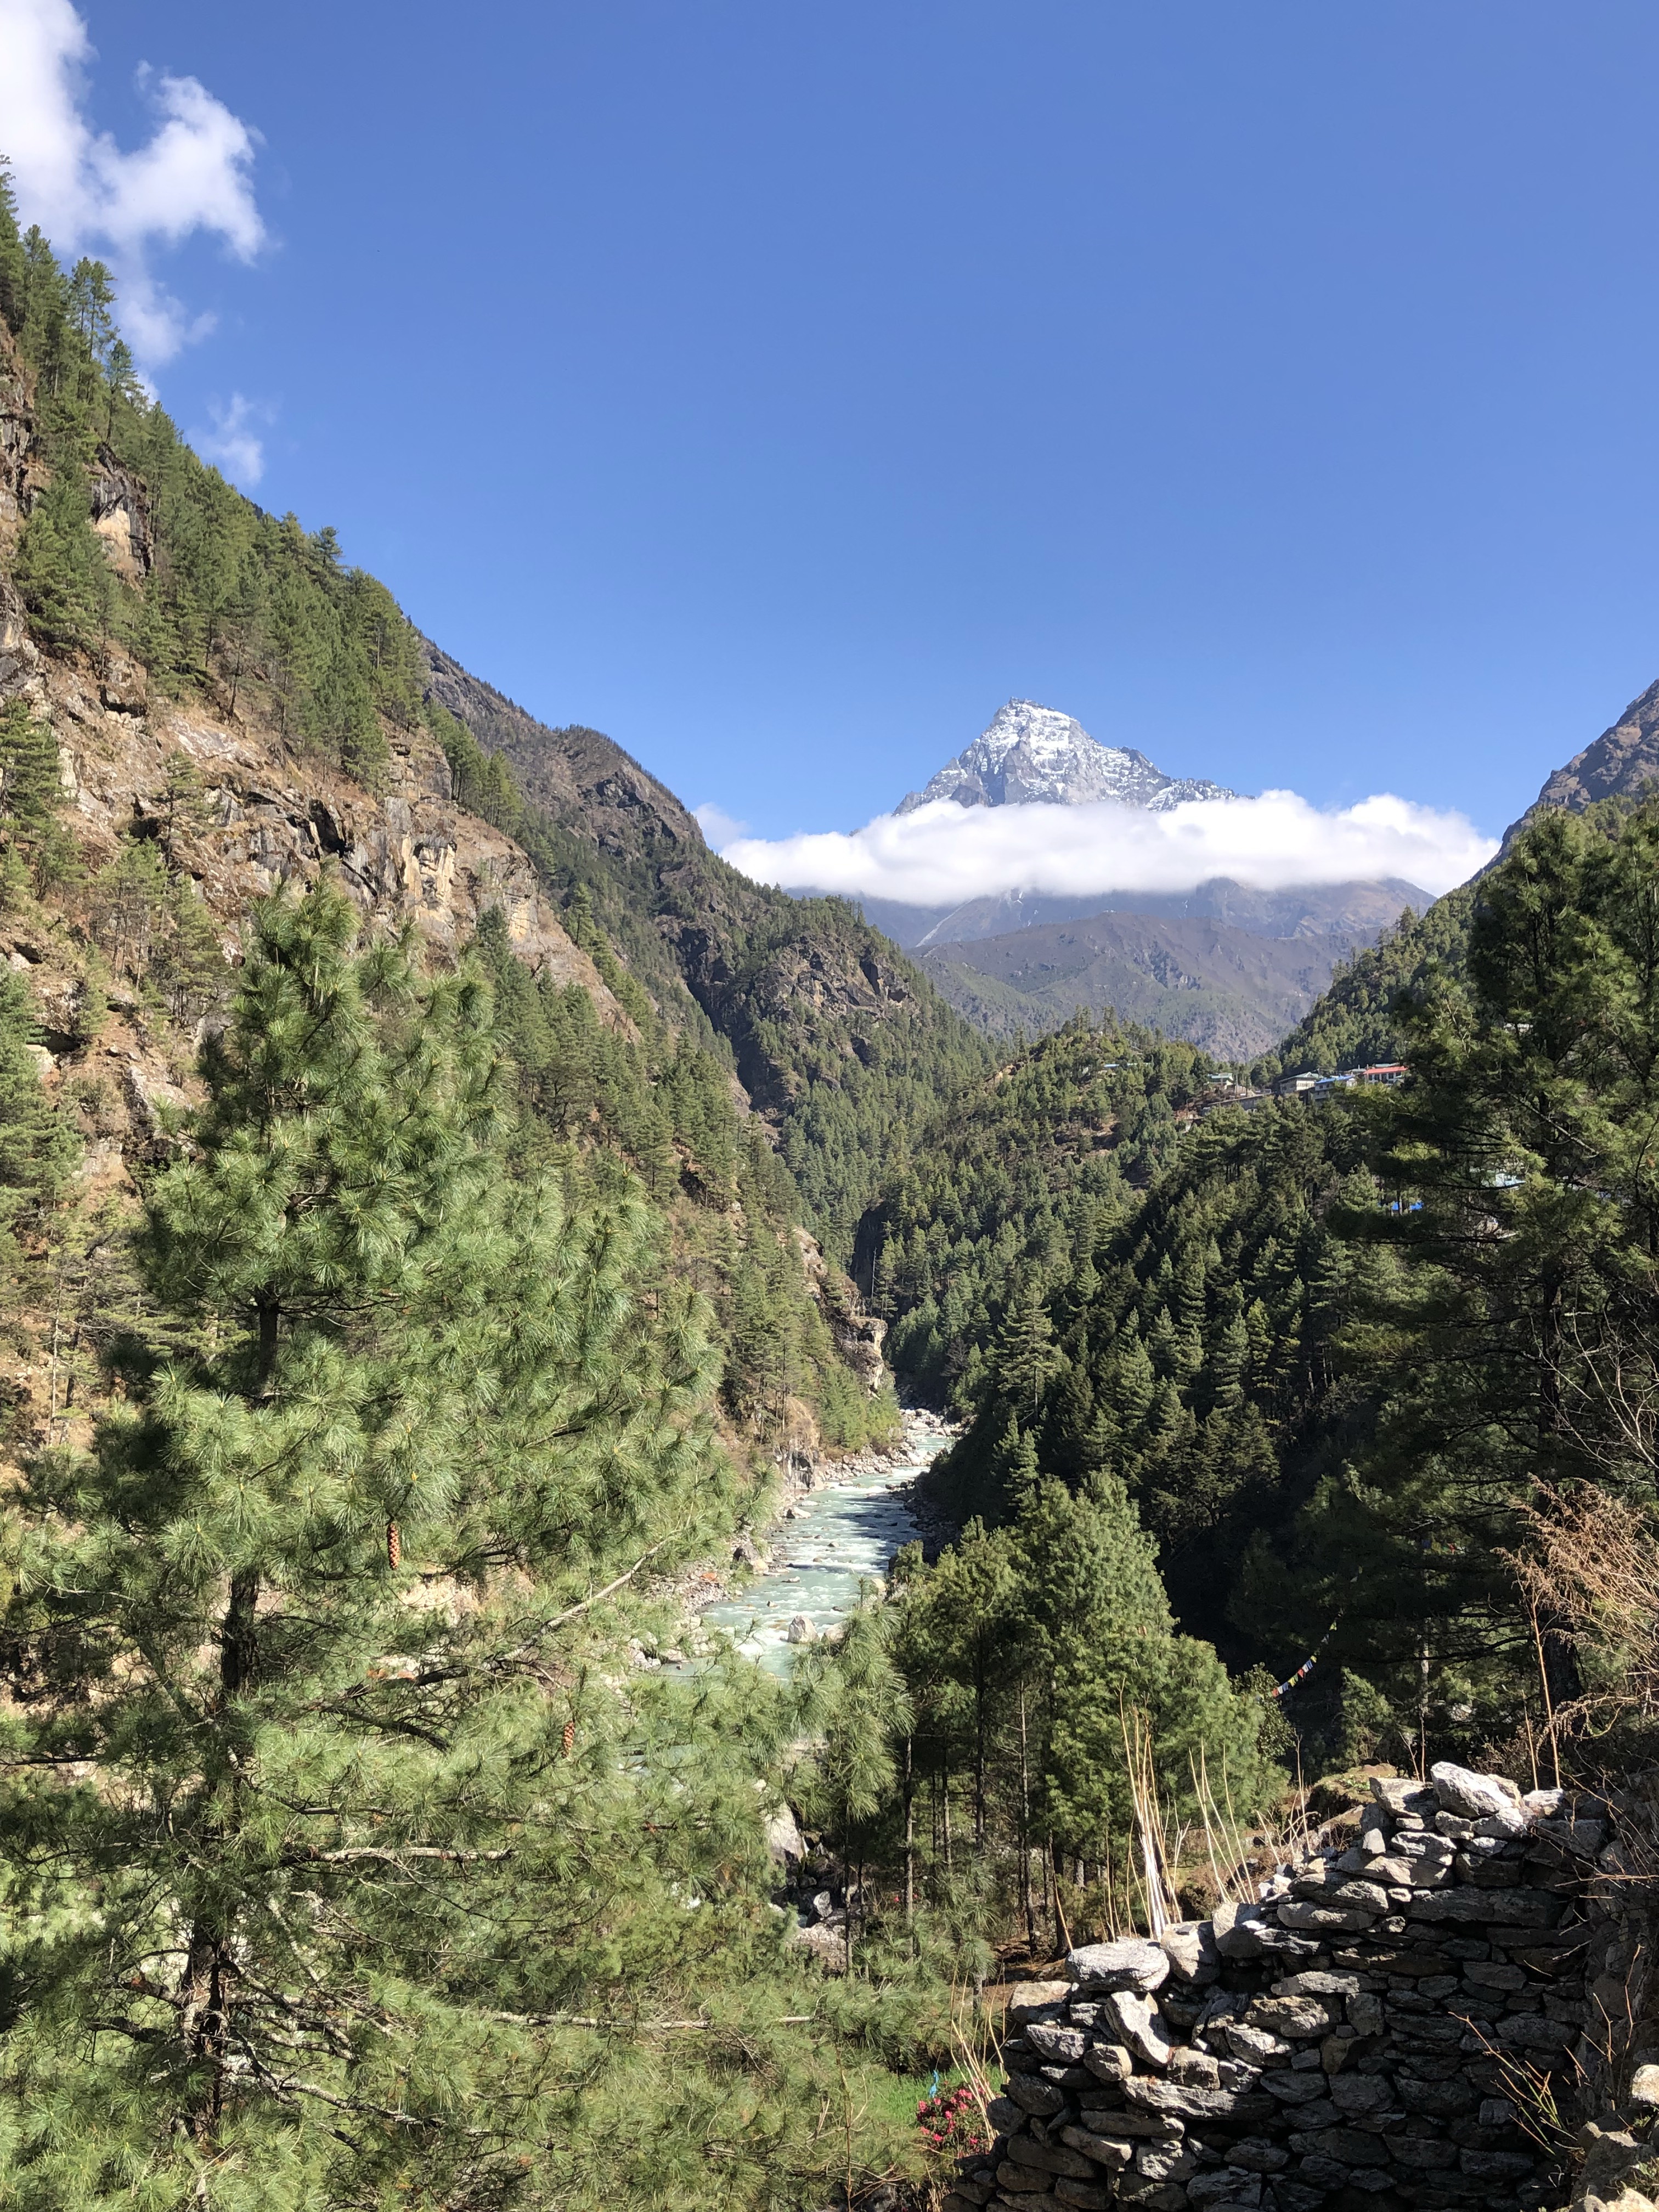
left=816, top=786, right=1659, bottom=1989
left=0, top=161, right=973, bottom=1469
left=858, top=1020, right=1212, bottom=1417
left=1251, top=884, right=1475, bottom=1079
left=868, top=792, right=1659, bottom=1787
left=422, top=648, right=991, bottom=1266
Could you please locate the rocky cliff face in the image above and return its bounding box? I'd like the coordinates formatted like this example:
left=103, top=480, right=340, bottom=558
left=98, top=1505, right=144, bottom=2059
left=898, top=700, right=1237, bottom=815
left=1503, top=678, right=1659, bottom=850
left=0, top=355, right=38, bottom=531
left=0, top=546, right=629, bottom=1310
left=5, top=633, right=621, bottom=1012
left=696, top=923, right=920, bottom=1114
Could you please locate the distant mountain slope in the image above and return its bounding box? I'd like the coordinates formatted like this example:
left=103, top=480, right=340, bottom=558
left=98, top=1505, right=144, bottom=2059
left=918, top=909, right=1365, bottom=1058
left=422, top=640, right=704, bottom=855
left=861, top=874, right=1426, bottom=951
left=1259, top=887, right=1477, bottom=1077
left=1502, top=675, right=1659, bottom=849
left=896, top=697, right=1234, bottom=814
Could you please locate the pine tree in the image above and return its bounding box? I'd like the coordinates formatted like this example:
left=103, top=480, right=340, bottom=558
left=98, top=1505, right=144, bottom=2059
left=801, top=1601, right=913, bottom=1971
left=997, top=1273, right=1058, bottom=1417
left=307, top=637, right=388, bottom=785
left=1009, top=1474, right=1277, bottom=1899
left=0, top=157, right=24, bottom=334
left=0, top=884, right=761, bottom=2199
left=13, top=454, right=113, bottom=653
left=101, top=335, right=138, bottom=437
left=155, top=746, right=212, bottom=865
left=65, top=257, right=116, bottom=374
left=0, top=697, right=77, bottom=899
left=1325, top=799, right=1659, bottom=1720
left=0, top=698, right=61, bottom=834
left=0, top=967, right=78, bottom=1276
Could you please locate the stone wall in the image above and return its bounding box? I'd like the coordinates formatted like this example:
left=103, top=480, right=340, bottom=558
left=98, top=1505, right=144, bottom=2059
left=947, top=1764, right=1629, bottom=2212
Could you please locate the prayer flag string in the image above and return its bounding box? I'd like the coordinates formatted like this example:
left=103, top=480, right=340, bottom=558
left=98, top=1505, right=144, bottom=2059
left=1266, top=1619, right=1339, bottom=1701
left=1265, top=1536, right=1464, bottom=1701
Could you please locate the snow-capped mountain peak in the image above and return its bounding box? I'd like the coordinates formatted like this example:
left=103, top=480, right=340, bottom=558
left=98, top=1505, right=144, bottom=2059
left=895, top=699, right=1236, bottom=814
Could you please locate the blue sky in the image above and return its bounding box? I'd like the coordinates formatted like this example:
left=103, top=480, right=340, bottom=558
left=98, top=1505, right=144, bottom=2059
left=8, top=1, right=1659, bottom=850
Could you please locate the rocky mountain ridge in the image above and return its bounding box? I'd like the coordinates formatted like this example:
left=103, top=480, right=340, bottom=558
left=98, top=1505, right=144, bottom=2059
left=1502, top=675, right=1659, bottom=850
left=421, top=636, right=705, bottom=861
left=897, top=698, right=1237, bottom=815
left=417, top=640, right=989, bottom=1236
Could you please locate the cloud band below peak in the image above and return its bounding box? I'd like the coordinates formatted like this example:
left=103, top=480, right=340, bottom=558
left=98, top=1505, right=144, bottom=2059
left=717, top=789, right=1496, bottom=907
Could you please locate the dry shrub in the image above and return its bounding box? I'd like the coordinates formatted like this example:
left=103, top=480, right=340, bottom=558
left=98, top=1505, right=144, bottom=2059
left=1509, top=1482, right=1659, bottom=1748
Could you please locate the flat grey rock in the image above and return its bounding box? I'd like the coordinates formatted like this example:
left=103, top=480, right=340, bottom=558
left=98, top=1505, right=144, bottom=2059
left=1066, top=1937, right=1171, bottom=1994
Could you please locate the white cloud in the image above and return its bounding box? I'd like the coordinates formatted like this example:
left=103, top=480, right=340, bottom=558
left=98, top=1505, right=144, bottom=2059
left=189, top=392, right=268, bottom=487
left=0, top=0, right=263, bottom=366
left=693, top=800, right=750, bottom=846
left=718, top=789, right=1497, bottom=908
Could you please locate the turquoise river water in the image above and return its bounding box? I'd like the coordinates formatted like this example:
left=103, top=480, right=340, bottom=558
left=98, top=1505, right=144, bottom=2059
left=699, top=1409, right=952, bottom=1674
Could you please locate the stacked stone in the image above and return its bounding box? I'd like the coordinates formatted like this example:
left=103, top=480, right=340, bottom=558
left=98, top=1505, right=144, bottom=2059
left=946, top=1765, right=1613, bottom=2212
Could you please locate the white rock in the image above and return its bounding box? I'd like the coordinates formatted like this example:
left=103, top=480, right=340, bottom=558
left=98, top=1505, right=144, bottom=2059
left=1160, top=1921, right=1221, bottom=1986
left=1006, top=1979, right=1071, bottom=2025
left=1475, top=1804, right=1532, bottom=1839
left=1429, top=1761, right=1522, bottom=1819
left=1226, top=2021, right=1291, bottom=2064
left=763, top=1803, right=804, bottom=1863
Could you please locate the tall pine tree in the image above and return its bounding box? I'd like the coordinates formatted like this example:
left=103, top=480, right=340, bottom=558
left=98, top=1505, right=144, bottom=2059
left=0, top=884, right=767, bottom=2205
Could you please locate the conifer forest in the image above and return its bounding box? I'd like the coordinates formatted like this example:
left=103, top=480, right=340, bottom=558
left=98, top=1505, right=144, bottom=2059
left=2, top=177, right=1659, bottom=2212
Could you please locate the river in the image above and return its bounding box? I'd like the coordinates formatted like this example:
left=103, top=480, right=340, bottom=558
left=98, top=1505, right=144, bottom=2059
left=698, top=1407, right=953, bottom=1674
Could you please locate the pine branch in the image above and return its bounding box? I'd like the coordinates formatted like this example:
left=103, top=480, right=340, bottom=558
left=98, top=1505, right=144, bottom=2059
left=326, top=1529, right=687, bottom=1708
left=283, top=1844, right=514, bottom=1866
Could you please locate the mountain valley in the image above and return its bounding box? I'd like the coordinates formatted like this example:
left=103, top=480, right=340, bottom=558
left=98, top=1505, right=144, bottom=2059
left=5, top=189, right=1659, bottom=2212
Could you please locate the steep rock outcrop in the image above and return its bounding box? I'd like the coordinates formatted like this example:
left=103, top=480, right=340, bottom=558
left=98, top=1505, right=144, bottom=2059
left=3, top=633, right=624, bottom=1018
left=421, top=637, right=701, bottom=859
left=0, top=357, right=39, bottom=532
left=690, top=924, right=917, bottom=1114
left=1503, top=679, right=1659, bottom=850
left=87, top=443, right=153, bottom=581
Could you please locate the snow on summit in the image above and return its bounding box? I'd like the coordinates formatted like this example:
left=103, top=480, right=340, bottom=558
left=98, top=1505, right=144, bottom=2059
left=896, top=699, right=1237, bottom=814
